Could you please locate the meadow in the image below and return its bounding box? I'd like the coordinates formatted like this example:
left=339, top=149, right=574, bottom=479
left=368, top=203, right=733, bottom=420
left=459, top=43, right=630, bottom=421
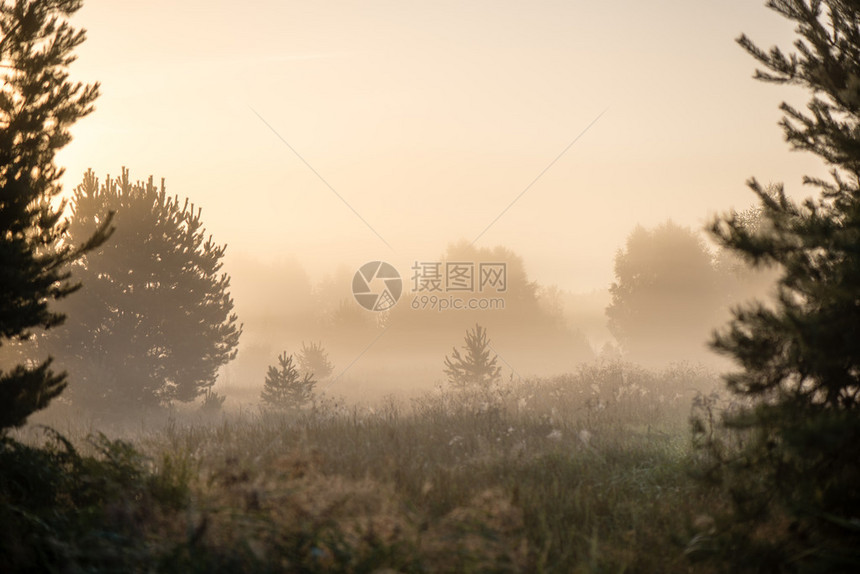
left=4, top=361, right=733, bottom=573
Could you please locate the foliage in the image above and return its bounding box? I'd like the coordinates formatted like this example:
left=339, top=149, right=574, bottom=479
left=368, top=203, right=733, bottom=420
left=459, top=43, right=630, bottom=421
left=0, top=0, right=113, bottom=431
left=607, top=221, right=722, bottom=363
left=0, top=429, right=191, bottom=573
left=200, top=388, right=226, bottom=414
left=261, top=351, right=317, bottom=409
left=694, top=1, right=860, bottom=571
left=443, top=323, right=502, bottom=390
left=712, top=193, right=782, bottom=303
left=40, top=168, right=242, bottom=415
left=117, top=362, right=721, bottom=573
left=0, top=362, right=731, bottom=572
left=297, top=341, right=334, bottom=380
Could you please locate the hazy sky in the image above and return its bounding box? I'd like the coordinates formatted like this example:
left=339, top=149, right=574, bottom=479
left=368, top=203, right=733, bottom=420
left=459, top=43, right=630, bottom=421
left=57, top=0, right=830, bottom=293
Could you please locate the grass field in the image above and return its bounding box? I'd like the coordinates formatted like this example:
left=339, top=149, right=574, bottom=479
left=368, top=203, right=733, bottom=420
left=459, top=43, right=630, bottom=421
left=4, top=361, right=730, bottom=573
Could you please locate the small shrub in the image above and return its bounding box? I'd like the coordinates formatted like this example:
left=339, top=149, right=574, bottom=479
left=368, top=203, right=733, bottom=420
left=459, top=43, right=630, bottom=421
left=261, top=351, right=317, bottom=409
left=200, top=389, right=227, bottom=414
left=0, top=427, right=193, bottom=573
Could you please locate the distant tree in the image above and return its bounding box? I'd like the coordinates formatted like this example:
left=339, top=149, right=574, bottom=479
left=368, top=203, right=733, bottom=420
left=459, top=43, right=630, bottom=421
left=297, top=341, right=334, bottom=380
left=536, top=284, right=566, bottom=329
left=606, top=221, right=721, bottom=363
left=327, top=298, right=376, bottom=332
left=199, top=388, right=226, bottom=414
left=0, top=0, right=112, bottom=431
left=41, top=168, right=241, bottom=414
left=261, top=351, right=316, bottom=409
left=443, top=242, right=541, bottom=320
left=444, top=324, right=502, bottom=390
left=388, top=241, right=594, bottom=372
left=692, top=1, right=860, bottom=570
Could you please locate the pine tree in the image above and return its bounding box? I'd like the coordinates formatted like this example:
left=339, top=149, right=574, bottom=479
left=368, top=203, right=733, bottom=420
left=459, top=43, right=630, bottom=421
left=261, top=351, right=316, bottom=409
left=40, top=168, right=241, bottom=414
left=444, top=324, right=502, bottom=390
left=0, top=0, right=112, bottom=431
left=698, top=1, right=860, bottom=569
left=297, top=341, right=334, bottom=380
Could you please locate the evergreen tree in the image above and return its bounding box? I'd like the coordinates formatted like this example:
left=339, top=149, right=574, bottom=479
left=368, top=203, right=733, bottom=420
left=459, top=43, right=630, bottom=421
left=297, top=341, right=334, bottom=380
left=697, top=1, right=860, bottom=569
left=444, top=324, right=502, bottom=390
left=41, top=168, right=241, bottom=414
left=712, top=196, right=781, bottom=308
left=261, top=351, right=316, bottom=409
left=0, top=0, right=112, bottom=431
left=199, top=388, right=226, bottom=414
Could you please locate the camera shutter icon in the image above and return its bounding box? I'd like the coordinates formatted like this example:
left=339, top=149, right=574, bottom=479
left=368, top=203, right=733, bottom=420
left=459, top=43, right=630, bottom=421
left=352, top=261, right=402, bottom=311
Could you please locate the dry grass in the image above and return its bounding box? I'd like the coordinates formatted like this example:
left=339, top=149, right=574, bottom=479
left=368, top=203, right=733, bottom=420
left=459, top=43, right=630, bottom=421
left=8, top=361, right=728, bottom=572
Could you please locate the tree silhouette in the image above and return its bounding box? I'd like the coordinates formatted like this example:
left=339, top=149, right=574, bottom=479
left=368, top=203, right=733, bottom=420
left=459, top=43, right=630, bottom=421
left=444, top=324, right=502, bottom=390
left=0, top=0, right=112, bottom=430
left=42, top=168, right=241, bottom=414
left=261, top=351, right=316, bottom=409
left=695, top=1, right=860, bottom=569
left=200, top=388, right=226, bottom=414
left=297, top=341, right=334, bottom=380
left=606, top=221, right=721, bottom=363
left=387, top=242, right=593, bottom=373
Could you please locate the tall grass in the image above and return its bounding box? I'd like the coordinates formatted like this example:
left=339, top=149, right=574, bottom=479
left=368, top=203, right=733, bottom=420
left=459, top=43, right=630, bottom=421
left=4, top=361, right=728, bottom=572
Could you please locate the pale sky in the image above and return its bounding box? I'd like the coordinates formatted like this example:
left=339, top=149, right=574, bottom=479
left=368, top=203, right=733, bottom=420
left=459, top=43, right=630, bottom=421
left=57, top=0, right=830, bottom=293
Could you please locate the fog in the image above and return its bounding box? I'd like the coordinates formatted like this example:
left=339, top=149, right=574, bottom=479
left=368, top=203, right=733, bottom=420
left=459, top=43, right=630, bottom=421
left=6, top=2, right=855, bottom=569
left=35, top=1, right=831, bottom=410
